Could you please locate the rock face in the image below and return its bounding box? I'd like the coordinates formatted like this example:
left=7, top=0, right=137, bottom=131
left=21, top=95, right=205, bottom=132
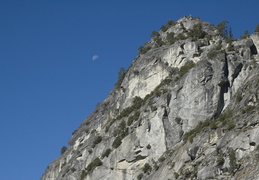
left=41, top=16, right=259, bottom=180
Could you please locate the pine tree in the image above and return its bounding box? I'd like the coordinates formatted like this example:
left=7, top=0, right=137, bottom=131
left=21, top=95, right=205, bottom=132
left=244, top=30, right=249, bottom=38
left=229, top=27, right=233, bottom=39
left=216, top=20, right=228, bottom=37
left=254, top=24, right=259, bottom=33
left=60, top=146, right=67, bottom=155
left=150, top=30, right=159, bottom=37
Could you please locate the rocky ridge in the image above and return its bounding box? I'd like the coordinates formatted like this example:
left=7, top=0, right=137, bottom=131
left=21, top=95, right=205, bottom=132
left=41, top=16, right=259, bottom=180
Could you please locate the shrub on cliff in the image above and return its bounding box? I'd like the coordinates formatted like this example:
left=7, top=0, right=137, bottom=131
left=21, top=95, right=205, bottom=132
left=166, top=32, right=176, bottom=44
left=60, top=146, right=67, bottom=155
left=86, top=158, right=103, bottom=172
left=150, top=30, right=159, bottom=37
left=101, top=148, right=112, bottom=158
left=138, top=46, right=152, bottom=54
left=216, top=20, right=228, bottom=37
left=112, top=136, right=122, bottom=149
left=160, top=20, right=176, bottom=32
left=187, top=23, right=207, bottom=40
left=92, top=136, right=102, bottom=148
left=254, top=24, right=259, bottom=32
left=179, top=61, right=195, bottom=77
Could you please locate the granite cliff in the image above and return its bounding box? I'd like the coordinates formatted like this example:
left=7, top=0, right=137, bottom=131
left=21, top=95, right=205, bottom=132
left=41, top=16, right=259, bottom=180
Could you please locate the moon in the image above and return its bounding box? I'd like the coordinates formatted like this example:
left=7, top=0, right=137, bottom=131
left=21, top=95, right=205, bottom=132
left=92, top=55, right=99, bottom=60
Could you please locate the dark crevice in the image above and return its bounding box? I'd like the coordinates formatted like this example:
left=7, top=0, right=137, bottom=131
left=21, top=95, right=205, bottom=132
left=147, top=120, right=151, bottom=132
left=127, top=155, right=147, bottom=163
left=162, top=116, right=170, bottom=149
left=163, top=108, right=168, bottom=117
left=135, top=150, right=141, bottom=154
left=230, top=63, right=243, bottom=88
left=224, top=54, right=229, bottom=78
left=249, top=142, right=256, bottom=146
left=232, top=63, right=243, bottom=81
left=213, top=57, right=230, bottom=118
left=250, top=44, right=258, bottom=55
left=118, top=159, right=126, bottom=163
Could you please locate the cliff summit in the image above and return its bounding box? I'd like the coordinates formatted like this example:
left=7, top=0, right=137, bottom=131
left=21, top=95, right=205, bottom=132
left=41, top=16, right=259, bottom=180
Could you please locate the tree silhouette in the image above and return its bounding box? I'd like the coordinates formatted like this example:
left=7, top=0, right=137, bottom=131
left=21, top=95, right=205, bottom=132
left=216, top=20, right=228, bottom=37
left=254, top=24, right=259, bottom=32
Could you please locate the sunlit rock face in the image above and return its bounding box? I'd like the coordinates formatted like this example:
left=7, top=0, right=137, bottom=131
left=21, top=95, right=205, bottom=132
left=41, top=17, right=259, bottom=180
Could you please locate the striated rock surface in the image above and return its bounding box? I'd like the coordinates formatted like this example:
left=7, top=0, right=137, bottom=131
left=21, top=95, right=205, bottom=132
left=41, top=16, right=259, bottom=180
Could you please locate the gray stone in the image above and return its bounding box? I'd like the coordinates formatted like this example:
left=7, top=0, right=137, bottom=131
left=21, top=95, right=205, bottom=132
left=41, top=17, right=259, bottom=180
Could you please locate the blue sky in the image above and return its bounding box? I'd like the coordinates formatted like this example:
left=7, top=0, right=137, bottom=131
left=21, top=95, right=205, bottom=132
left=0, top=0, right=258, bottom=179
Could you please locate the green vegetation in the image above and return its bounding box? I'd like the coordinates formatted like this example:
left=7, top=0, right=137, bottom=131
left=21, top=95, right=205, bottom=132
left=146, top=144, right=151, bottom=149
left=149, top=78, right=172, bottom=97
left=216, top=20, right=228, bottom=37
left=106, top=96, right=142, bottom=136
left=241, top=30, right=250, bottom=39
left=158, top=156, right=166, bottom=162
left=61, top=162, right=66, bottom=169
left=153, top=162, right=159, bottom=171
left=160, top=20, right=176, bottom=32
left=216, top=152, right=225, bottom=166
left=179, top=61, right=195, bottom=77
left=117, top=96, right=143, bottom=120
left=72, top=129, right=77, bottom=135
left=86, top=158, right=103, bottom=173
left=228, top=149, right=238, bottom=175
left=115, top=120, right=128, bottom=137
left=209, top=120, right=217, bottom=130
left=101, top=148, right=112, bottom=158
left=137, top=173, right=143, bottom=180
left=180, top=22, right=187, bottom=32
left=112, top=136, right=122, bottom=149
left=88, top=149, right=93, bottom=154
left=227, top=41, right=234, bottom=51
left=166, top=22, right=207, bottom=43
left=79, top=158, right=103, bottom=179
left=160, top=25, right=168, bottom=32
left=183, top=119, right=211, bottom=143
left=254, top=24, right=259, bottom=32
left=183, top=109, right=233, bottom=143
left=236, top=92, right=243, bottom=102
left=166, top=32, right=176, bottom=44
left=175, top=33, right=187, bottom=41
left=143, top=163, right=152, bottom=174
left=60, top=146, right=67, bottom=155
left=228, top=27, right=234, bottom=39
left=153, top=36, right=165, bottom=47
left=242, top=105, right=256, bottom=114
left=216, top=40, right=222, bottom=50
left=115, top=67, right=126, bottom=89
left=92, top=136, right=102, bottom=148
left=227, top=121, right=236, bottom=130
left=207, top=48, right=225, bottom=59
left=134, top=70, right=139, bottom=76
left=174, top=172, right=180, bottom=179
left=150, top=105, right=157, bottom=112
left=80, top=170, right=87, bottom=180
left=138, top=46, right=152, bottom=54
left=150, top=30, right=159, bottom=37
left=127, top=111, right=140, bottom=126
left=175, top=117, right=182, bottom=124
left=187, top=23, right=207, bottom=41
left=91, top=129, right=96, bottom=134
left=207, top=49, right=218, bottom=59
left=118, top=120, right=126, bottom=130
